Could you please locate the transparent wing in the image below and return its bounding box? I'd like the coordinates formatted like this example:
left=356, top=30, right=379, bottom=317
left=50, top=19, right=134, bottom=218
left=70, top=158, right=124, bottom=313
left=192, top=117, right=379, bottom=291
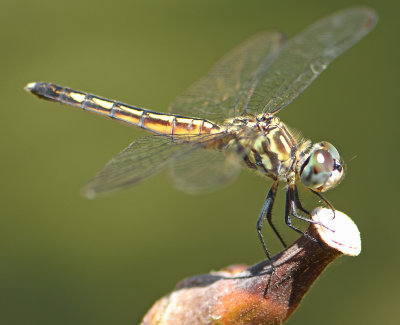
left=243, top=7, right=377, bottom=116
left=168, top=31, right=286, bottom=122
left=82, top=133, right=234, bottom=198
left=169, top=7, right=376, bottom=121
left=82, top=135, right=201, bottom=198
left=169, top=127, right=260, bottom=193
left=169, top=149, right=242, bottom=194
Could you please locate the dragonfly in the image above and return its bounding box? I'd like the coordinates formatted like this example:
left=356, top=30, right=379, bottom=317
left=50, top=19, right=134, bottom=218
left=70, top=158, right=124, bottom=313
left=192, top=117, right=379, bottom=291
left=26, top=7, right=376, bottom=262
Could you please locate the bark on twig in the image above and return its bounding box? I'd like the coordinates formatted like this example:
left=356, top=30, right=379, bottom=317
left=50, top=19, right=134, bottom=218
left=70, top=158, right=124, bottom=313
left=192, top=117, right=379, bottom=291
left=141, top=208, right=361, bottom=325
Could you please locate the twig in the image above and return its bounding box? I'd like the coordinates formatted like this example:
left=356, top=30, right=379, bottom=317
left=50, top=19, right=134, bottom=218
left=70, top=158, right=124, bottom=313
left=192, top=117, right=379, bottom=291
left=141, top=207, right=361, bottom=325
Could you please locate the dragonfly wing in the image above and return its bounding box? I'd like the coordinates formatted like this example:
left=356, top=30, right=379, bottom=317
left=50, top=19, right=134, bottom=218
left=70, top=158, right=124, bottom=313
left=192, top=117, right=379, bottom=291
left=169, top=149, right=242, bottom=194
left=169, top=128, right=259, bottom=193
left=168, top=31, right=286, bottom=122
left=82, top=135, right=199, bottom=198
left=241, top=7, right=377, bottom=116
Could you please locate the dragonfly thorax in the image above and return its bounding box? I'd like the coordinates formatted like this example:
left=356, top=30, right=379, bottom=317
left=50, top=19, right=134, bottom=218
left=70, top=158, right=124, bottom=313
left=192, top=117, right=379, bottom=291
left=235, top=115, right=298, bottom=182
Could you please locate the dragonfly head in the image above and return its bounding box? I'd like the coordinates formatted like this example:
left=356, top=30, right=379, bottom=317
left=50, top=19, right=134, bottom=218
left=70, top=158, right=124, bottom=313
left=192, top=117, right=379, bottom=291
left=298, top=141, right=345, bottom=192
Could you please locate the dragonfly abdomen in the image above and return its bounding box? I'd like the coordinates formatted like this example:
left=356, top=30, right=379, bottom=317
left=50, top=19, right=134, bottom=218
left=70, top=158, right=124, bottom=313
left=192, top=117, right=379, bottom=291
left=25, top=82, right=220, bottom=136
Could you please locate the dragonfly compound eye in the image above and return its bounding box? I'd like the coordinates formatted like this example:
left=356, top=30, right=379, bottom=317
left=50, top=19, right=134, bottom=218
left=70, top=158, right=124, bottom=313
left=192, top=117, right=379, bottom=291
left=300, top=142, right=345, bottom=192
left=300, top=149, right=334, bottom=189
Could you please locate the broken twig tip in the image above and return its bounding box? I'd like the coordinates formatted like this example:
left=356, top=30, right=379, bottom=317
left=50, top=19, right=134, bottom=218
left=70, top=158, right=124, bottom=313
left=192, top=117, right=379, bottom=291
left=311, top=207, right=361, bottom=256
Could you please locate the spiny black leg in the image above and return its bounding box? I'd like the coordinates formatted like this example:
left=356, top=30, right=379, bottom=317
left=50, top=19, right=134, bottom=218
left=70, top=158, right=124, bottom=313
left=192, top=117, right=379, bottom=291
left=266, top=181, right=286, bottom=247
left=311, top=189, right=336, bottom=219
left=293, top=186, right=333, bottom=232
left=256, top=179, right=281, bottom=296
left=256, top=179, right=285, bottom=255
left=290, top=186, right=325, bottom=226
left=294, top=185, right=310, bottom=215
left=284, top=187, right=320, bottom=244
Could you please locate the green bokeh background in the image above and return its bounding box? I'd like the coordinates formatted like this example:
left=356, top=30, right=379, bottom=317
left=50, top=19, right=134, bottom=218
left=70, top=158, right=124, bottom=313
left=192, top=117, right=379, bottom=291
left=1, top=0, right=398, bottom=324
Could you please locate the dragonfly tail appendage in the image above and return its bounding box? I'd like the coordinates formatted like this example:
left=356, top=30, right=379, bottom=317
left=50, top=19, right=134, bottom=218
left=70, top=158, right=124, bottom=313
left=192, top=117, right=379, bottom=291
left=25, top=82, right=220, bottom=137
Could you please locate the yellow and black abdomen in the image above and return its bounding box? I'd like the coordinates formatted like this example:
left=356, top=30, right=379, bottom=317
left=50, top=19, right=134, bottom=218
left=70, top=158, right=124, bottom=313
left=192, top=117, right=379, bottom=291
left=26, top=82, right=220, bottom=136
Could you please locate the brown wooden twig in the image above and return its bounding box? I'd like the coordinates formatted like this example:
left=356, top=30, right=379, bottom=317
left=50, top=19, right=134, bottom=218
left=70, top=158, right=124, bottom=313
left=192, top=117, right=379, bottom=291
left=141, top=207, right=361, bottom=325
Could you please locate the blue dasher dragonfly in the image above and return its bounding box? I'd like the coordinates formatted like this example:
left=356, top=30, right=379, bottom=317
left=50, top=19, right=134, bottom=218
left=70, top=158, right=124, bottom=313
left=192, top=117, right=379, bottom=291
left=26, top=7, right=376, bottom=261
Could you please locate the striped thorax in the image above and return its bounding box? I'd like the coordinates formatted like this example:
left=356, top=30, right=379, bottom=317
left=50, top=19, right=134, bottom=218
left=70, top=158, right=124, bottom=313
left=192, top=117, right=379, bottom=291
left=222, top=115, right=298, bottom=182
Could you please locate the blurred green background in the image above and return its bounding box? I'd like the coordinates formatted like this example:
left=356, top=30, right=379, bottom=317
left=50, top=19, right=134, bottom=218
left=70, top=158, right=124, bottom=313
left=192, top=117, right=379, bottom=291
left=1, top=0, right=398, bottom=324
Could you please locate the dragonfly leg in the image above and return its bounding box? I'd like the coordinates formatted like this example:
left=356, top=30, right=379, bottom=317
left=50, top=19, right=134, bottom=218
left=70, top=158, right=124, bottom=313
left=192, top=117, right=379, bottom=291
left=311, top=189, right=336, bottom=219
left=291, top=185, right=325, bottom=226
left=284, top=186, right=320, bottom=244
left=293, top=185, right=310, bottom=215
left=256, top=179, right=286, bottom=254
left=256, top=179, right=284, bottom=296
left=292, top=187, right=335, bottom=232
